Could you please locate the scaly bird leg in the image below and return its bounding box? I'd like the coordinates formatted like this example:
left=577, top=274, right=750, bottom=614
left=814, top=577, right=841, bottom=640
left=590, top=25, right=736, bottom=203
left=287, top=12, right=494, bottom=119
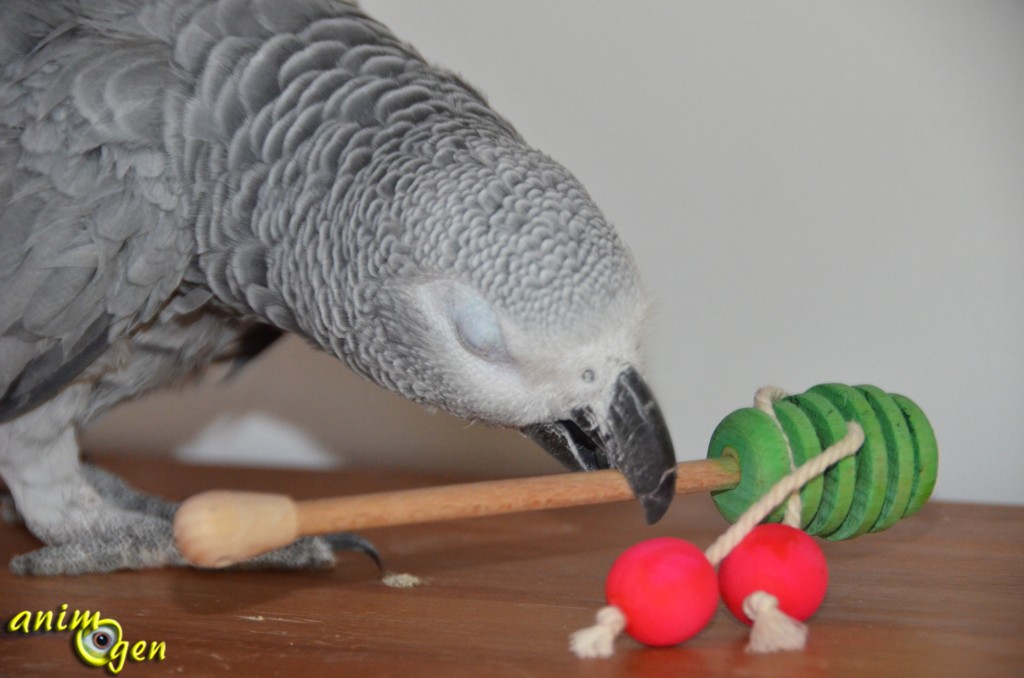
left=1, top=405, right=374, bottom=575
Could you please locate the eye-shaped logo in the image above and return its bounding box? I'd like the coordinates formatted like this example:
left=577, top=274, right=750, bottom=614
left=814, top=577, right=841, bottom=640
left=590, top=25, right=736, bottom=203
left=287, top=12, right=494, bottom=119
left=73, top=619, right=123, bottom=668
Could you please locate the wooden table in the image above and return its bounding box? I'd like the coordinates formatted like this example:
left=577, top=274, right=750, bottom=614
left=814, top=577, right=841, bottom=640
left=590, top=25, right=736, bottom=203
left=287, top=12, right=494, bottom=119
left=1, top=456, right=1021, bottom=677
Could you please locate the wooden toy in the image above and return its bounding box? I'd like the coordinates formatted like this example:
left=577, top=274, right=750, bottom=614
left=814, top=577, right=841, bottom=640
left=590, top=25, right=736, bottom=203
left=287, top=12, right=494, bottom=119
left=570, top=383, right=938, bottom=657
left=174, top=383, right=936, bottom=569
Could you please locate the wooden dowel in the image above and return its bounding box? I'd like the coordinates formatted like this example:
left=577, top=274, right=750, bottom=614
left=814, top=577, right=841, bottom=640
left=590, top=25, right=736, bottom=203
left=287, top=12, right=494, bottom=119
left=174, top=456, right=740, bottom=568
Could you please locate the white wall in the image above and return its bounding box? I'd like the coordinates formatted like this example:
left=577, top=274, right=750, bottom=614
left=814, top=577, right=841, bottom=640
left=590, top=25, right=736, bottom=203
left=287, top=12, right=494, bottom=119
left=86, top=1, right=1024, bottom=504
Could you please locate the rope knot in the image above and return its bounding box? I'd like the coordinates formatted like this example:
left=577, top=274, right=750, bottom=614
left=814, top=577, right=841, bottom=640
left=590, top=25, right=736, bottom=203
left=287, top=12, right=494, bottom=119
left=569, top=606, right=626, bottom=658
left=743, top=590, right=808, bottom=653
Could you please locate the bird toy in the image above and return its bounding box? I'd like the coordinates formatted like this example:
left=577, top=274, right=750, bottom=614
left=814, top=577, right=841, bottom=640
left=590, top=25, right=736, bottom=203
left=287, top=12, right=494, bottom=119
left=570, top=383, right=937, bottom=657
left=173, top=382, right=937, bottom=654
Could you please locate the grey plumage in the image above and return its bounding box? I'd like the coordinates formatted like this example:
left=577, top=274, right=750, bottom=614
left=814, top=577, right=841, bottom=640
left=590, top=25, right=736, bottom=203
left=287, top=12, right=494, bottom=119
left=0, top=0, right=676, bottom=575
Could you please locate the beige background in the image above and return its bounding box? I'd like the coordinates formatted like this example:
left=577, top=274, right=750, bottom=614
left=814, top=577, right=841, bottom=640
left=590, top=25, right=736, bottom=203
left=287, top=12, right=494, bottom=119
left=83, top=1, right=1024, bottom=503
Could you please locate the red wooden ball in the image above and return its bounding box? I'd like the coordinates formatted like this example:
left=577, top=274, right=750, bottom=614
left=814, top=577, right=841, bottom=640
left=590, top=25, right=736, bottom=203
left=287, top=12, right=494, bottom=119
left=604, top=537, right=719, bottom=647
left=718, top=524, right=828, bottom=625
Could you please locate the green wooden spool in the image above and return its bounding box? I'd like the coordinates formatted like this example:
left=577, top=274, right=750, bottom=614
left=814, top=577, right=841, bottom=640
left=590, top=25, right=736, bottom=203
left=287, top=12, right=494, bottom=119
left=706, top=384, right=938, bottom=541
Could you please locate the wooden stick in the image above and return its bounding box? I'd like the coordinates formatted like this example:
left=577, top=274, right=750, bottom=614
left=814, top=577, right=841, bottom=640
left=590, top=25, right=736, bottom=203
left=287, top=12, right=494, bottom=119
left=173, top=456, right=740, bottom=568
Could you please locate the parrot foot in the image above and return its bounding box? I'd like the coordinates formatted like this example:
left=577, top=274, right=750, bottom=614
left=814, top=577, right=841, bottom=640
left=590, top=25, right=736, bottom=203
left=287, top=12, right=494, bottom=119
left=9, top=516, right=342, bottom=575
left=9, top=464, right=379, bottom=576
left=80, top=462, right=177, bottom=520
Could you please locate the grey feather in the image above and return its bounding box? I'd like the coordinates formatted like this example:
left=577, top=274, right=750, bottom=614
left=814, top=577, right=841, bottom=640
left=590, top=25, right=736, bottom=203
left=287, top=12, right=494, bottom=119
left=0, top=0, right=667, bottom=575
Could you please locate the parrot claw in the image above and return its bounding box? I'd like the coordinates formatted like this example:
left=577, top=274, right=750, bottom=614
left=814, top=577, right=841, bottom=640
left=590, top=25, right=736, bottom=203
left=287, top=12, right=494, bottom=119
left=323, top=532, right=383, bottom=572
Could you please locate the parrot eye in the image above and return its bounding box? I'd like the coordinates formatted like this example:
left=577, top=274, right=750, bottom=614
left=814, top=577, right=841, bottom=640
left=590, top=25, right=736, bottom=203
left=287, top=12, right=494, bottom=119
left=448, top=289, right=509, bottom=362
left=581, top=369, right=595, bottom=383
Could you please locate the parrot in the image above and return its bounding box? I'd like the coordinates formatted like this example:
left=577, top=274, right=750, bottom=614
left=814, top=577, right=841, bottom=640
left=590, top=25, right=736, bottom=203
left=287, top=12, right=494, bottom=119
left=0, top=0, right=677, bottom=575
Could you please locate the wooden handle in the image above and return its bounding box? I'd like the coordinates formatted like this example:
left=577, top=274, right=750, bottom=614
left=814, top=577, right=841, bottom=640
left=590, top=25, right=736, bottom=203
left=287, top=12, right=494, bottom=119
left=174, top=456, right=740, bottom=568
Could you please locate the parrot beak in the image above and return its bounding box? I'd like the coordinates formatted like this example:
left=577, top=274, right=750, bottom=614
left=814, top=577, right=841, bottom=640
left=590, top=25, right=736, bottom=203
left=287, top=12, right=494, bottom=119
left=520, top=366, right=677, bottom=524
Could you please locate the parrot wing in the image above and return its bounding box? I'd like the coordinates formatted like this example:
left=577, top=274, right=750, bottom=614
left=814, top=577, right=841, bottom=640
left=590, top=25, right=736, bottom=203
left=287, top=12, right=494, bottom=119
left=0, top=4, right=194, bottom=421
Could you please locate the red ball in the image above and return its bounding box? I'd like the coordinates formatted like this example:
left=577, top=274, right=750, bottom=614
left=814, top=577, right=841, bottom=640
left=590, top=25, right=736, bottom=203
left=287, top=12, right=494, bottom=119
left=604, top=537, right=719, bottom=647
left=718, top=524, right=828, bottom=625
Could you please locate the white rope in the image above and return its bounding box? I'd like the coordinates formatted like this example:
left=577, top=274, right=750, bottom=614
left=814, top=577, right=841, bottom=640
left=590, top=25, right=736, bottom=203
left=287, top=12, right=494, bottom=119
left=569, top=606, right=626, bottom=658
left=743, top=591, right=809, bottom=653
left=753, top=386, right=803, bottom=528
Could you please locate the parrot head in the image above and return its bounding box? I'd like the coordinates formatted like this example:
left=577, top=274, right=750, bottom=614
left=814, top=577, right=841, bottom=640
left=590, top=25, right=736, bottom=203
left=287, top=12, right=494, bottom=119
left=336, top=132, right=677, bottom=524
left=402, top=273, right=677, bottom=525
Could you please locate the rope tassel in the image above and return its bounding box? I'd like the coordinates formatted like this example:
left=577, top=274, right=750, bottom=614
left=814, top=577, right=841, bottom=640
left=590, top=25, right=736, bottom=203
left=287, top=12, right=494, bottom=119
left=569, top=606, right=627, bottom=659
left=743, top=591, right=808, bottom=653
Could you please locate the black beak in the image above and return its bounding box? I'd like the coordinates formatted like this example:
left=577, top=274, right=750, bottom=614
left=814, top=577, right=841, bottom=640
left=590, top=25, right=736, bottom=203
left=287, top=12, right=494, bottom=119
left=520, top=367, right=677, bottom=524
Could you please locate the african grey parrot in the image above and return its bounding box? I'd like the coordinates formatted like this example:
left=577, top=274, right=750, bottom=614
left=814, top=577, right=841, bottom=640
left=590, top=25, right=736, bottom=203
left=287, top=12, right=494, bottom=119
left=0, top=0, right=677, bottom=575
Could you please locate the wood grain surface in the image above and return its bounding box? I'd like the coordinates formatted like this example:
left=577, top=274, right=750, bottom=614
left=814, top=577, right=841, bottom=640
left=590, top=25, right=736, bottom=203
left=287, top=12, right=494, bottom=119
left=1, top=455, right=1021, bottom=677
